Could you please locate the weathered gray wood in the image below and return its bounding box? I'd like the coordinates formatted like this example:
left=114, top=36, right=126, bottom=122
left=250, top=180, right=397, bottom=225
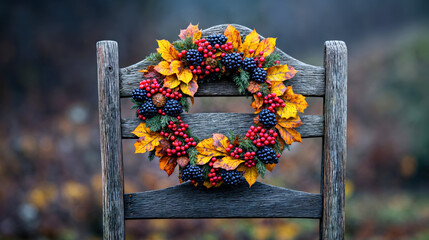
left=121, top=114, right=323, bottom=140
left=119, top=24, right=325, bottom=97
left=97, top=40, right=125, bottom=240
left=322, top=41, right=347, bottom=240
left=124, top=182, right=322, bottom=219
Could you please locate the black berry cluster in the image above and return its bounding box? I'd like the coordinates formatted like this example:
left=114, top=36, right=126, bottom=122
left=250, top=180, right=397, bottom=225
left=206, top=34, right=227, bottom=47
left=132, top=88, right=149, bottom=102
left=251, top=68, right=267, bottom=83
left=138, top=101, right=158, bottom=119
left=163, top=99, right=183, bottom=117
left=221, top=170, right=244, bottom=185
left=186, top=49, right=204, bottom=66
left=241, top=57, right=257, bottom=71
left=181, top=165, right=204, bottom=183
left=259, top=109, right=277, bottom=128
left=256, top=146, right=279, bottom=164
left=221, top=53, right=243, bottom=70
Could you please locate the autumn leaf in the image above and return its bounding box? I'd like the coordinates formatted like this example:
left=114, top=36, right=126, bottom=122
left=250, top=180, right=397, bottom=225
left=154, top=61, right=175, bottom=76
left=180, top=78, right=198, bottom=97
left=277, top=115, right=303, bottom=129
left=159, top=156, right=177, bottom=176
left=196, top=134, right=230, bottom=165
left=275, top=125, right=302, bottom=145
left=139, top=65, right=164, bottom=79
left=163, top=75, right=181, bottom=88
left=178, top=23, right=202, bottom=41
left=282, top=86, right=308, bottom=113
left=285, top=66, right=298, bottom=80
left=270, top=81, right=287, bottom=96
left=251, top=94, right=264, bottom=114
left=177, top=156, right=190, bottom=168
left=253, top=115, right=260, bottom=124
left=224, top=25, right=241, bottom=50
left=177, top=68, right=193, bottom=83
left=239, top=29, right=260, bottom=58
left=213, top=156, right=244, bottom=170
left=133, top=123, right=164, bottom=154
left=266, top=65, right=289, bottom=82
left=155, top=139, right=171, bottom=157
left=156, top=39, right=179, bottom=62
left=255, top=38, right=276, bottom=57
left=170, top=60, right=183, bottom=74
left=244, top=166, right=259, bottom=187
left=248, top=81, right=260, bottom=93
left=212, top=133, right=230, bottom=152
left=265, top=163, right=276, bottom=172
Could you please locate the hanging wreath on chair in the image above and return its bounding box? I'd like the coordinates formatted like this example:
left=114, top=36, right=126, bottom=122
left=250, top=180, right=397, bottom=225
left=130, top=24, right=308, bottom=188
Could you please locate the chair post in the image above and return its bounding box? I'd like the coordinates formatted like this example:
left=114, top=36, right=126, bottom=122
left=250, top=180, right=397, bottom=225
left=97, top=40, right=125, bottom=240
left=321, top=40, right=347, bottom=239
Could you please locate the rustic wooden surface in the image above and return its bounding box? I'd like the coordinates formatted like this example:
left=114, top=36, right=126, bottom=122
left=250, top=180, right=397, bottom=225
left=97, top=40, right=125, bottom=240
left=322, top=41, right=347, bottom=240
left=119, top=24, right=325, bottom=97
left=121, top=114, right=323, bottom=140
left=124, top=182, right=322, bottom=219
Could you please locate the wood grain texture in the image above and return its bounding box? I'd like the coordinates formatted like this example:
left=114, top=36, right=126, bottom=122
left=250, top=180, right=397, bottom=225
left=322, top=41, right=347, bottom=240
left=124, top=182, right=322, bottom=219
left=119, top=24, right=324, bottom=97
left=121, top=114, right=323, bottom=140
left=97, top=41, right=125, bottom=240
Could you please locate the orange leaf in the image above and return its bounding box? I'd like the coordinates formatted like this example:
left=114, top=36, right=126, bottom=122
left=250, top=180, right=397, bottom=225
left=248, top=81, right=261, bottom=93
left=177, top=68, right=193, bottom=83
left=177, top=156, right=190, bottom=168
left=236, top=164, right=247, bottom=172
left=270, top=81, right=287, bottom=96
left=155, top=139, right=171, bottom=157
left=180, top=78, right=198, bottom=97
left=163, top=75, right=181, bottom=88
left=265, top=163, right=276, bottom=172
left=266, top=65, right=289, bottom=82
left=195, top=135, right=229, bottom=165
left=232, top=135, right=239, bottom=146
left=133, top=123, right=164, bottom=154
left=154, top=61, right=174, bottom=76
left=203, top=180, right=213, bottom=189
left=253, top=115, right=260, bottom=124
left=156, top=40, right=179, bottom=62
left=212, top=133, right=230, bottom=152
left=285, top=66, right=298, bottom=80
left=282, top=86, right=308, bottom=113
left=277, top=115, right=303, bottom=129
left=213, top=156, right=244, bottom=170
left=244, top=166, right=258, bottom=187
left=239, top=29, right=260, bottom=58
left=251, top=94, right=264, bottom=114
left=159, top=156, right=177, bottom=176
left=275, top=125, right=302, bottom=145
left=255, top=38, right=276, bottom=57
left=224, top=25, right=241, bottom=51
left=178, top=23, right=202, bottom=41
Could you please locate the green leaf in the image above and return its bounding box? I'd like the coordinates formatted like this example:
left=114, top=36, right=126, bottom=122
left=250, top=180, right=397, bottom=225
left=256, top=160, right=266, bottom=178
left=262, top=52, right=280, bottom=68
left=188, top=147, right=198, bottom=165
left=232, top=70, right=250, bottom=96
left=145, top=52, right=163, bottom=64
left=179, top=97, right=190, bottom=112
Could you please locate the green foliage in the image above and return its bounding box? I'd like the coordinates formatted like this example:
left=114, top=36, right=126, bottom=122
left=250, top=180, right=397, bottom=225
left=259, top=83, right=270, bottom=95
left=188, top=147, right=198, bottom=165
left=227, top=130, right=237, bottom=143
left=239, top=137, right=258, bottom=153
left=173, top=37, right=197, bottom=52
left=130, top=98, right=143, bottom=110
left=202, top=164, right=211, bottom=178
left=148, top=150, right=156, bottom=161
left=233, top=70, right=250, bottom=96
left=145, top=52, right=163, bottom=64
left=179, top=97, right=190, bottom=112
left=145, top=115, right=176, bottom=132
left=262, top=52, right=280, bottom=68
left=256, top=160, right=266, bottom=178
left=273, top=140, right=286, bottom=154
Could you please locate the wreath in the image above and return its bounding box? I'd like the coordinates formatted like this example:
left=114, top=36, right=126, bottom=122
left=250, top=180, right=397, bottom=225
left=130, top=24, right=308, bottom=188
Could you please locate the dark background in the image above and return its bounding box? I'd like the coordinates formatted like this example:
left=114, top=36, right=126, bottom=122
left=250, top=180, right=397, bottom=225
left=1, top=0, right=429, bottom=239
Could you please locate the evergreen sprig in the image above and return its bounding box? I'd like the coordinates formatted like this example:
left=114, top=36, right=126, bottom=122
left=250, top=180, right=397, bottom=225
left=262, top=53, right=280, bottom=68
left=179, top=97, right=190, bottom=112
left=148, top=150, right=156, bottom=161
left=188, top=147, right=198, bottom=165
left=233, top=70, right=250, bottom=96
left=145, top=52, right=163, bottom=64
left=256, top=160, right=266, bottom=178
left=239, top=137, right=258, bottom=152
left=173, top=37, right=197, bottom=52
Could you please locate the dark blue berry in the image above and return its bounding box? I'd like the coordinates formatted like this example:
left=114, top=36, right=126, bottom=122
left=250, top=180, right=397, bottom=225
left=251, top=68, right=267, bottom=83
left=256, top=146, right=278, bottom=164
left=206, top=34, right=227, bottom=47
left=163, top=99, right=183, bottom=117
left=221, top=53, right=242, bottom=70
left=242, top=58, right=257, bottom=71
left=182, top=165, right=204, bottom=183
left=139, top=101, right=158, bottom=119
left=186, top=49, right=204, bottom=66
left=221, top=170, right=244, bottom=185
left=132, top=88, right=149, bottom=102
left=259, top=109, right=277, bottom=128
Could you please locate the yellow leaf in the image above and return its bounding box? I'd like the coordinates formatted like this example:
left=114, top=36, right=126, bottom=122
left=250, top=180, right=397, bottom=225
left=180, top=78, right=198, bottom=97
left=178, top=23, right=202, bottom=41
left=265, top=163, right=276, bottom=172
left=239, top=29, right=260, bottom=57
left=203, top=180, right=213, bottom=189
left=159, top=156, right=177, bottom=176
left=236, top=164, right=247, bottom=172
left=276, top=101, right=297, bottom=119
left=156, top=39, right=179, bottom=62
left=155, top=139, right=171, bottom=157
left=170, top=60, right=183, bottom=74
left=154, top=61, right=174, bottom=76
left=285, top=66, right=298, bottom=80
left=213, top=156, right=244, bottom=170
left=195, top=136, right=228, bottom=165
left=251, top=94, right=264, bottom=114
left=244, top=166, right=258, bottom=187
left=255, top=38, right=276, bottom=57
left=132, top=123, right=164, bottom=153
left=224, top=24, right=241, bottom=50
left=270, top=81, right=287, bottom=96
left=212, top=133, right=230, bottom=152
left=266, top=65, right=289, bottom=82
left=163, top=75, right=181, bottom=89
left=277, top=115, right=302, bottom=129
left=177, top=68, right=193, bottom=83
left=282, top=86, right=308, bottom=113
left=275, top=125, right=302, bottom=145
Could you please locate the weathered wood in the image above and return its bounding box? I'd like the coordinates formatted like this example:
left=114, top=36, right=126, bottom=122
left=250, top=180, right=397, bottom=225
left=322, top=41, right=347, bottom=240
left=119, top=24, right=325, bottom=97
left=124, top=182, right=322, bottom=219
left=97, top=41, right=125, bottom=240
left=121, top=114, right=323, bottom=140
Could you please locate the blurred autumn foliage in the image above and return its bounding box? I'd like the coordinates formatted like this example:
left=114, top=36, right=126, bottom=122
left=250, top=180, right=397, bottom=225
left=1, top=0, right=429, bottom=239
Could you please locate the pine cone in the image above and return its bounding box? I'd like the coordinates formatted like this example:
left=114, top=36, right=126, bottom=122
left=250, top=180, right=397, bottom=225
left=152, top=93, right=166, bottom=107
left=205, top=57, right=218, bottom=68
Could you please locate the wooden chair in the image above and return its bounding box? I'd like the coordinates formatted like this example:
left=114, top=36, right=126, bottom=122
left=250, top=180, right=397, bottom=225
left=97, top=24, right=347, bottom=239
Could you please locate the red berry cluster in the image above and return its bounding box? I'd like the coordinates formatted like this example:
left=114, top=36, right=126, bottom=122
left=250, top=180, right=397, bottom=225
left=243, top=151, right=257, bottom=168
left=245, top=126, right=279, bottom=147
left=208, top=157, right=222, bottom=186
left=139, top=78, right=183, bottom=100
left=177, top=50, right=187, bottom=59
left=247, top=50, right=266, bottom=68
left=256, top=92, right=286, bottom=113
left=226, top=144, right=243, bottom=159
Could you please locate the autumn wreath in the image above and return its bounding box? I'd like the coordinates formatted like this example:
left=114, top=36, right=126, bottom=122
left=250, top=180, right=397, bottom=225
left=130, top=24, right=308, bottom=188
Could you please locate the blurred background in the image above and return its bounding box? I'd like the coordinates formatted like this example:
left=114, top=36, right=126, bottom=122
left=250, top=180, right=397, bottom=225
left=1, top=0, right=429, bottom=239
